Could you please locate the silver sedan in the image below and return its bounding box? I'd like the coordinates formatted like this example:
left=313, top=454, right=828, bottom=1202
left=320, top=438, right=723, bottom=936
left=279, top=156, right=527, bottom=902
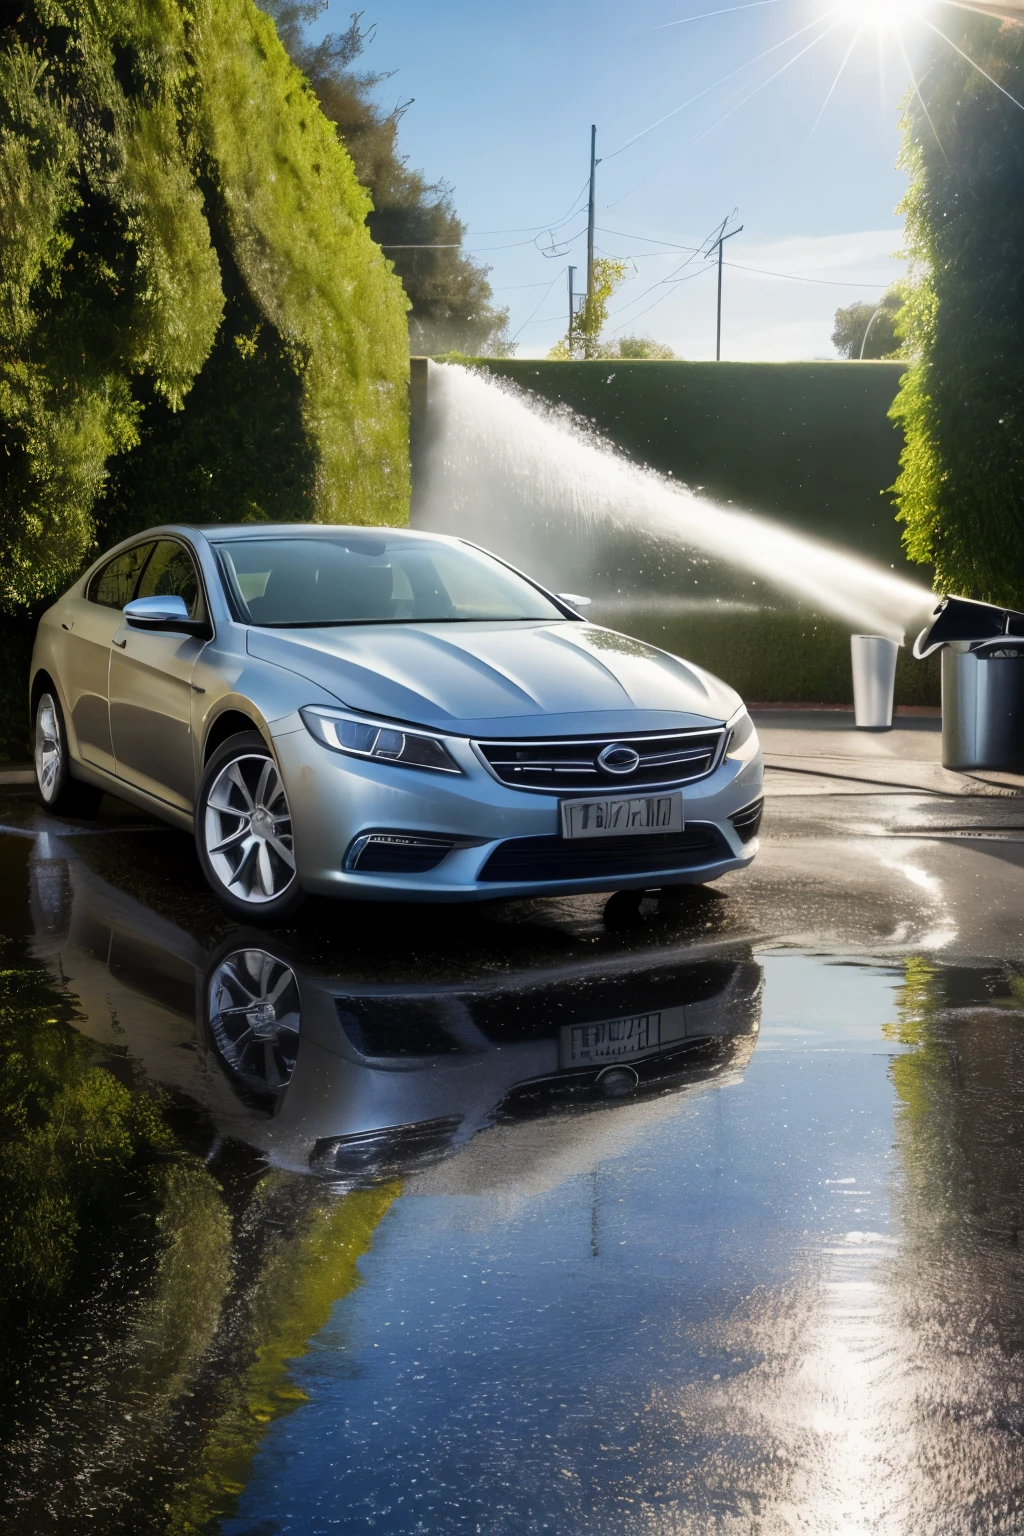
left=30, top=524, right=764, bottom=920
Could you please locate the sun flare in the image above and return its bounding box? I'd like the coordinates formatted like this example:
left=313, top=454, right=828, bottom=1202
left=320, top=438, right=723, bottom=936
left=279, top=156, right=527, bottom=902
left=835, top=0, right=929, bottom=29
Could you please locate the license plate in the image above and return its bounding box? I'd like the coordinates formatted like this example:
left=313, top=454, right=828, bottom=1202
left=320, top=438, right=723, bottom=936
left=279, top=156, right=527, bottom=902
left=560, top=791, right=683, bottom=839
left=560, top=1011, right=663, bottom=1069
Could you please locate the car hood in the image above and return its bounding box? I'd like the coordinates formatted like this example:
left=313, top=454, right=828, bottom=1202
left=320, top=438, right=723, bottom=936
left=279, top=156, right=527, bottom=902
left=247, top=621, right=742, bottom=737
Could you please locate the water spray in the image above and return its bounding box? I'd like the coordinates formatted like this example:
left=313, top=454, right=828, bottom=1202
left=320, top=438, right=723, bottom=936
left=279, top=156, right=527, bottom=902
left=414, top=362, right=935, bottom=642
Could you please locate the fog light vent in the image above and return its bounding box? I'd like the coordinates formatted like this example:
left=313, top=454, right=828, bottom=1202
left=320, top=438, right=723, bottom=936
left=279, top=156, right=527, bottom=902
left=309, top=1116, right=463, bottom=1182
left=345, top=831, right=455, bottom=874
left=729, top=799, right=764, bottom=844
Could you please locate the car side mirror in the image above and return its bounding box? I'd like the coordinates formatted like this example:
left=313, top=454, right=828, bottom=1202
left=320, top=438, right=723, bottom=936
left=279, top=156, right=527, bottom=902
left=123, top=595, right=209, bottom=637
left=558, top=592, right=592, bottom=609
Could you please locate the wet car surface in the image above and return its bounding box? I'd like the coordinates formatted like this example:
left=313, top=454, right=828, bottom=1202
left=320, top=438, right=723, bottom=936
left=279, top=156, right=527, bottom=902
left=4, top=715, right=1024, bottom=1534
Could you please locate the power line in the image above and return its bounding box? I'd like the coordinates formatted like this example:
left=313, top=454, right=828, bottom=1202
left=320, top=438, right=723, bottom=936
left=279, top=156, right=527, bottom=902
left=596, top=247, right=700, bottom=260
left=516, top=313, right=574, bottom=328
left=510, top=267, right=567, bottom=342
left=607, top=217, right=725, bottom=321
left=723, top=260, right=891, bottom=287
left=380, top=220, right=588, bottom=257
left=603, top=6, right=839, bottom=168
left=459, top=179, right=592, bottom=239
left=688, top=16, right=839, bottom=151
left=597, top=227, right=702, bottom=250
left=610, top=263, right=715, bottom=334
left=492, top=279, right=566, bottom=290
left=654, top=0, right=785, bottom=28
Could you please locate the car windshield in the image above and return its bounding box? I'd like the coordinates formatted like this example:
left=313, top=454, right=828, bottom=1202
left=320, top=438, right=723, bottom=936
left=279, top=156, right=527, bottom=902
left=214, top=535, right=566, bottom=627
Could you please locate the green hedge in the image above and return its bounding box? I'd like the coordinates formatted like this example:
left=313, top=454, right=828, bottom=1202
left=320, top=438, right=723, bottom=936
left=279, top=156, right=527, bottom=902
left=593, top=605, right=939, bottom=708
left=470, top=359, right=911, bottom=572
left=1, top=0, right=412, bottom=761
left=893, top=17, right=1024, bottom=607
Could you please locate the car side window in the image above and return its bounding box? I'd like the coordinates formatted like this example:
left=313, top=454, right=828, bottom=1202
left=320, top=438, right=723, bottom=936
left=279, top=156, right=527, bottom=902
left=88, top=543, right=156, bottom=609
left=135, top=540, right=206, bottom=620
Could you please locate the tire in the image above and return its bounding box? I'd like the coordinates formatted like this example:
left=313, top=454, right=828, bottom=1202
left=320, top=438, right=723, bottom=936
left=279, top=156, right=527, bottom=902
left=195, top=731, right=305, bottom=923
left=33, top=689, right=103, bottom=817
left=204, top=943, right=302, bottom=1102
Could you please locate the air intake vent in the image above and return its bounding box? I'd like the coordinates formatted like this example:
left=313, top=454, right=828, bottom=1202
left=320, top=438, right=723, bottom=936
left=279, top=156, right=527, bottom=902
left=729, top=799, right=764, bottom=845
left=309, top=1116, right=463, bottom=1183
left=479, top=823, right=728, bottom=883
left=476, top=729, right=725, bottom=794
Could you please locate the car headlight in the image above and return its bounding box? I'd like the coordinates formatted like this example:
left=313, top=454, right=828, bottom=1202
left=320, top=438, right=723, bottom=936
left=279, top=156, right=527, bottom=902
left=300, top=707, right=463, bottom=775
left=725, top=706, right=759, bottom=761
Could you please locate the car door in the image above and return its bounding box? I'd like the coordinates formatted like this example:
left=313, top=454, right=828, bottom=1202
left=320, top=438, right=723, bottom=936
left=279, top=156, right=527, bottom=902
left=60, top=542, right=157, bottom=775
left=108, top=539, right=210, bottom=812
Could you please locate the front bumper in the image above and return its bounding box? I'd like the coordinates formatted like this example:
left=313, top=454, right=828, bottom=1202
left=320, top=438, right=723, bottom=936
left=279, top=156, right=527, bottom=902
left=271, top=716, right=764, bottom=903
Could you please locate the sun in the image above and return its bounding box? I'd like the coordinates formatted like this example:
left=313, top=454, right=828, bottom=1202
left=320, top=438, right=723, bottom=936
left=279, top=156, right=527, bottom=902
left=835, top=0, right=930, bottom=29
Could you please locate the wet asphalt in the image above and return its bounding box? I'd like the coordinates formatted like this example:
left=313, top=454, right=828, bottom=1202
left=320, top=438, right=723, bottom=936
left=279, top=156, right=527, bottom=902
left=3, top=712, right=1024, bottom=1534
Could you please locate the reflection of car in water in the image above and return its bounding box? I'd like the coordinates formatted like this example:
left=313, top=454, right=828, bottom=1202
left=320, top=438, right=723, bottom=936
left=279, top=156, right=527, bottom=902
left=30, top=831, right=763, bottom=1186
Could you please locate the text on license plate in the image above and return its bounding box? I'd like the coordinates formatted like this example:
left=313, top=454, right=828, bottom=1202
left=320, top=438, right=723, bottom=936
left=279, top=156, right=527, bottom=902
left=560, top=792, right=683, bottom=839
left=560, top=1012, right=662, bottom=1069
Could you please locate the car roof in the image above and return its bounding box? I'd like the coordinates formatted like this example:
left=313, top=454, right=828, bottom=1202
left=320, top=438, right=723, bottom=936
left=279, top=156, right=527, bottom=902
left=181, top=524, right=453, bottom=544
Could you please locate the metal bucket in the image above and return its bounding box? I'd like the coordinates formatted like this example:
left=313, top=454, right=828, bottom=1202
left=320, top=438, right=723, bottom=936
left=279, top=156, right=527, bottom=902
left=851, top=635, right=899, bottom=730
left=941, top=642, right=1024, bottom=769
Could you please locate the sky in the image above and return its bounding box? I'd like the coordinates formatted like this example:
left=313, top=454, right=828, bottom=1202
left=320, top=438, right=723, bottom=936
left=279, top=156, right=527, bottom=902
left=309, top=0, right=951, bottom=360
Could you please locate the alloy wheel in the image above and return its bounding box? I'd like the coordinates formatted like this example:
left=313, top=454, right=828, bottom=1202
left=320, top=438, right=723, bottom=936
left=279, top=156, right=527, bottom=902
left=207, top=948, right=301, bottom=1093
left=35, top=694, right=62, bottom=804
left=203, top=753, right=296, bottom=905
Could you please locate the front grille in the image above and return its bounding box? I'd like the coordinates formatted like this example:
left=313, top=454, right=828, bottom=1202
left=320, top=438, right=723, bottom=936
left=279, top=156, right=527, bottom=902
left=479, top=823, right=729, bottom=883
left=730, top=799, right=764, bottom=844
left=337, top=999, right=470, bottom=1057
left=470, top=961, right=740, bottom=1042
left=476, top=728, right=725, bottom=794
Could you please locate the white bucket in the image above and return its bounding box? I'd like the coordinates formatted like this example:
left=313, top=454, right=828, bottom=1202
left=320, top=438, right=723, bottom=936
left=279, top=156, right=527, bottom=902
left=851, top=635, right=899, bottom=730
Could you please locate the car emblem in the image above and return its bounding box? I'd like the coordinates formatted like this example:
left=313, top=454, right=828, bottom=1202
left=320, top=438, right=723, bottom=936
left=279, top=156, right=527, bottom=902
left=596, top=743, right=641, bottom=776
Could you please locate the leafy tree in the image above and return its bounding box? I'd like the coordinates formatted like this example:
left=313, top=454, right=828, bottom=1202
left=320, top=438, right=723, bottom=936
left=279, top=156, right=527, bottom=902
left=891, top=14, right=1024, bottom=603
left=259, top=4, right=514, bottom=357
left=0, top=0, right=409, bottom=614
left=599, top=335, right=676, bottom=360
left=832, top=287, right=903, bottom=360
left=548, top=258, right=629, bottom=360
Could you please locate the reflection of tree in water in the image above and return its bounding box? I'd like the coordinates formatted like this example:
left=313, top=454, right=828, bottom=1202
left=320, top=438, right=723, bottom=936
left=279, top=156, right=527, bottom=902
left=889, top=956, right=1024, bottom=1255
left=0, top=915, right=395, bottom=1534
left=886, top=957, right=1024, bottom=1518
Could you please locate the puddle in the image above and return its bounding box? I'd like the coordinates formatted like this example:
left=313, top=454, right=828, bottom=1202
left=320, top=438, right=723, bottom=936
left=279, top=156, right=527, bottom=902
left=3, top=799, right=1024, bottom=1533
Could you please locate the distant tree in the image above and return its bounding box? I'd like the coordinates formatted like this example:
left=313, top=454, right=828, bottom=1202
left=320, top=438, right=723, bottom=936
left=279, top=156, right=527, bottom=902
left=599, top=335, right=676, bottom=360
left=832, top=288, right=903, bottom=359
left=891, top=13, right=1024, bottom=604
left=548, top=259, right=629, bottom=360
left=259, top=4, right=514, bottom=357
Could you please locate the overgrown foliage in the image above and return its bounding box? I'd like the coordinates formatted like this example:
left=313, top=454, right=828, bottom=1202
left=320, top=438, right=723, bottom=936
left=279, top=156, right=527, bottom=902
left=605, top=335, right=676, bottom=360
left=0, top=933, right=172, bottom=1349
left=260, top=3, right=513, bottom=357
left=891, top=15, right=1024, bottom=602
left=0, top=0, right=410, bottom=614
left=548, top=258, right=629, bottom=360
left=832, top=287, right=903, bottom=360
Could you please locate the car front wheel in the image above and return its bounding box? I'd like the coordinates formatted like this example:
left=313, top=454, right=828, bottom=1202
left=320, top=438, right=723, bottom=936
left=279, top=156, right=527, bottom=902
left=195, top=732, right=304, bottom=922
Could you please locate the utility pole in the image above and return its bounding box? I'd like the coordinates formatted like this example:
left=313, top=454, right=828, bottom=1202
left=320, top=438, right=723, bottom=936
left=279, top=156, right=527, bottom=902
left=585, top=124, right=598, bottom=360
left=568, top=265, right=576, bottom=358
left=707, top=220, right=743, bottom=362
